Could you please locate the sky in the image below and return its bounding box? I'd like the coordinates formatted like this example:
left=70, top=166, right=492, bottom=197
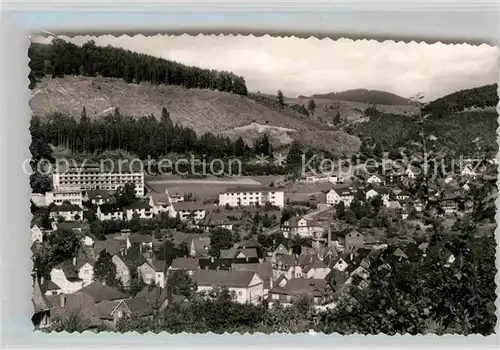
left=32, top=34, right=498, bottom=100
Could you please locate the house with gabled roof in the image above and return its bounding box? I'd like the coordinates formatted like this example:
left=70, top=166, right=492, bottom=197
left=138, top=260, right=167, bottom=287
left=169, top=257, right=200, bottom=276
left=49, top=203, right=84, bottom=222
left=168, top=201, right=206, bottom=222
left=302, top=257, right=331, bottom=279
left=45, top=292, right=103, bottom=329
left=220, top=248, right=259, bottom=260
left=85, top=189, right=115, bottom=206
left=32, top=278, right=52, bottom=329
left=344, top=230, right=364, bottom=252
left=366, top=174, right=384, bottom=185
left=326, top=186, right=354, bottom=206
left=280, top=215, right=324, bottom=239
left=80, top=281, right=127, bottom=304
left=75, top=258, right=95, bottom=287
left=125, top=201, right=154, bottom=220
left=111, top=253, right=133, bottom=288
left=110, top=297, right=155, bottom=325
left=202, top=211, right=235, bottom=231
left=31, top=223, right=44, bottom=244
left=149, top=193, right=171, bottom=215
left=231, top=262, right=273, bottom=296
left=50, top=259, right=85, bottom=294
left=268, top=278, right=333, bottom=307
left=365, top=187, right=390, bottom=206
left=40, top=278, right=63, bottom=296
left=272, top=254, right=303, bottom=280
left=193, top=270, right=264, bottom=304
left=96, top=203, right=124, bottom=221
left=135, top=285, right=169, bottom=311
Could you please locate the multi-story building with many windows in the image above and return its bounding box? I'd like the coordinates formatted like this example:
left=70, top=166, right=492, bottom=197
left=218, top=186, right=285, bottom=208
left=52, top=162, right=144, bottom=197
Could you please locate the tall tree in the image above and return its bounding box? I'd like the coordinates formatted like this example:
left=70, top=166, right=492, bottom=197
left=307, top=99, right=317, bottom=115
left=209, top=228, right=234, bottom=257
left=277, top=90, right=285, bottom=107
left=93, top=251, right=118, bottom=286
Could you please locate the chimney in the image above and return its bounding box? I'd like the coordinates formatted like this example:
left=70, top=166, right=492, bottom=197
left=73, top=257, right=77, bottom=266
left=210, top=257, right=214, bottom=263
left=60, top=294, right=66, bottom=308
left=40, top=276, right=45, bottom=285
left=245, top=256, right=249, bottom=262
left=216, top=266, right=220, bottom=271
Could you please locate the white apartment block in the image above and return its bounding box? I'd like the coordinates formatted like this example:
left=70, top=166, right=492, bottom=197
left=52, top=162, right=144, bottom=197
left=219, top=186, right=284, bottom=208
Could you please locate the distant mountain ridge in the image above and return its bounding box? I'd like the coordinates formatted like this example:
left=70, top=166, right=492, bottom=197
left=299, top=89, right=414, bottom=105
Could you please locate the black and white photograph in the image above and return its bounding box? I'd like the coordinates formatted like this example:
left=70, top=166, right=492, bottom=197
left=28, top=34, right=497, bottom=335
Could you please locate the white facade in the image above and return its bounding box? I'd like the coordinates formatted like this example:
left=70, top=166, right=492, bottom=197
left=366, top=175, right=383, bottom=185
left=168, top=205, right=206, bottom=222
left=304, top=175, right=342, bottom=184
left=326, top=189, right=354, bottom=206
left=49, top=209, right=84, bottom=222
left=219, top=188, right=285, bottom=208
left=112, top=255, right=131, bottom=288
left=31, top=224, right=43, bottom=244
left=461, top=165, right=477, bottom=178
left=125, top=207, right=153, bottom=220
left=197, top=274, right=264, bottom=304
left=365, top=189, right=389, bottom=206
left=45, top=189, right=83, bottom=207
left=78, top=263, right=94, bottom=286
left=52, top=164, right=144, bottom=197
left=96, top=206, right=124, bottom=221
left=50, top=268, right=84, bottom=294
left=305, top=266, right=331, bottom=280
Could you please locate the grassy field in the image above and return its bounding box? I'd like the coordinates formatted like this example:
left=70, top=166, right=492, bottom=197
left=145, top=175, right=285, bottom=201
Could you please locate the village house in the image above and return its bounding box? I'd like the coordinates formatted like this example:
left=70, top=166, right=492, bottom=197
left=76, top=258, right=95, bottom=287
left=268, top=278, right=334, bottom=307
left=49, top=203, right=84, bottom=222
left=231, top=262, right=273, bottom=297
left=135, top=285, right=170, bottom=311
left=366, top=174, right=384, bottom=185
left=31, top=223, right=44, bottom=244
left=125, top=201, right=154, bottom=220
left=303, top=174, right=342, bottom=184
left=126, top=234, right=153, bottom=251
left=138, top=260, right=167, bottom=287
left=96, top=204, right=124, bottom=221
left=326, top=186, right=355, bottom=206
left=281, top=215, right=324, bottom=239
left=168, top=201, right=207, bottom=222
left=149, top=193, right=171, bottom=215
left=85, top=189, right=114, bottom=206
left=40, top=278, right=63, bottom=296
left=302, top=257, right=331, bottom=279
left=169, top=257, right=200, bottom=276
left=405, top=165, right=420, bottom=180
left=50, top=259, right=85, bottom=294
left=111, top=253, right=133, bottom=288
left=202, top=211, right=236, bottom=231
left=365, top=188, right=390, bottom=206
left=189, top=236, right=211, bottom=257
left=109, top=297, right=155, bottom=325
left=461, top=163, right=477, bottom=178
left=272, top=243, right=292, bottom=257
left=193, top=270, right=265, bottom=304
left=218, top=186, right=285, bottom=208
left=441, top=192, right=462, bottom=214
left=166, top=189, right=185, bottom=203
left=272, top=254, right=303, bottom=280
left=220, top=248, right=260, bottom=261
left=81, top=281, right=127, bottom=304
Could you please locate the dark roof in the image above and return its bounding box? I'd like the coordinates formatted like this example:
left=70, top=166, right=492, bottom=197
left=54, top=221, right=90, bottom=232
left=302, top=258, right=328, bottom=273
left=94, top=239, right=124, bottom=257
left=75, top=258, right=94, bottom=270
left=125, top=201, right=152, bottom=210
left=46, top=292, right=102, bottom=327
left=95, top=300, right=120, bottom=320
left=220, top=248, right=258, bottom=259
left=87, top=190, right=114, bottom=200
left=53, top=260, right=80, bottom=280
left=172, top=201, right=206, bottom=211
left=135, top=285, right=169, bottom=309
left=119, top=297, right=155, bottom=317
left=170, top=257, right=200, bottom=270
left=192, top=270, right=259, bottom=288
left=40, top=279, right=62, bottom=293
left=128, top=234, right=153, bottom=244
left=32, top=279, right=51, bottom=313
left=80, top=282, right=127, bottom=303
left=236, top=240, right=263, bottom=249
left=232, top=263, right=273, bottom=289
left=327, top=269, right=348, bottom=292
left=199, top=257, right=260, bottom=270
left=98, top=203, right=122, bottom=214
left=150, top=260, right=168, bottom=272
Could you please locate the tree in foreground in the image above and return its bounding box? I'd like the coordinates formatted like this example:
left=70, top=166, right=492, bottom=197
left=277, top=90, right=285, bottom=107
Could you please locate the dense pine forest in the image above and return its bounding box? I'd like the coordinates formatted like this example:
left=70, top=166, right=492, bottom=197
left=421, top=84, right=498, bottom=117
left=28, top=39, right=248, bottom=95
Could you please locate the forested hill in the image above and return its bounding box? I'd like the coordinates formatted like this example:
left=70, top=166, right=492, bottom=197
left=28, top=40, right=248, bottom=95
left=299, top=89, right=414, bottom=105
left=422, top=84, right=498, bottom=118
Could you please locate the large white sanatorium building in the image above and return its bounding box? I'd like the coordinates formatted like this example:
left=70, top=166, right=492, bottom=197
left=218, top=186, right=284, bottom=208
left=52, top=162, right=145, bottom=197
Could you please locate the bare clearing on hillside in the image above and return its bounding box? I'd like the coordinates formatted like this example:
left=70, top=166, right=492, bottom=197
left=30, top=76, right=361, bottom=155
